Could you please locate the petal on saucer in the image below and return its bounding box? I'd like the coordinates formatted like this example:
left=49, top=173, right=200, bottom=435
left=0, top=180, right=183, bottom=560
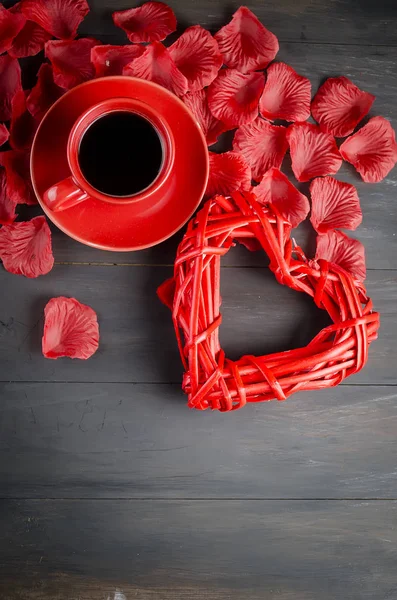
left=45, top=38, right=100, bottom=89
left=20, top=0, right=89, bottom=40
left=112, top=1, right=176, bottom=43
left=0, top=216, right=53, bottom=277
left=182, top=89, right=227, bottom=146
left=206, top=151, right=252, bottom=198
left=90, top=44, right=144, bottom=77
left=26, top=63, right=64, bottom=121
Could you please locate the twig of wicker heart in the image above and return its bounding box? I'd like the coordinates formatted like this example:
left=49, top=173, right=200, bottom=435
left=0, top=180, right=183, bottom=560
left=158, top=191, right=380, bottom=412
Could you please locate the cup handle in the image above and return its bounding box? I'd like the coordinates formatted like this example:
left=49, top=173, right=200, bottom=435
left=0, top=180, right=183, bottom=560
left=43, top=176, right=90, bottom=212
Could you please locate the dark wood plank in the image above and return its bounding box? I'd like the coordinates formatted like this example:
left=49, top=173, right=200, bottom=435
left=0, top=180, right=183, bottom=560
left=0, top=266, right=394, bottom=384
left=1, top=499, right=396, bottom=599
left=1, top=383, right=397, bottom=499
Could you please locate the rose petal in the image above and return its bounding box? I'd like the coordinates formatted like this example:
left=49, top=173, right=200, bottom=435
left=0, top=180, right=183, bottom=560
left=0, top=215, right=53, bottom=278
left=26, top=63, right=64, bottom=121
left=8, top=3, right=52, bottom=59
left=169, top=25, right=222, bottom=92
left=339, top=116, right=397, bottom=183
left=255, top=167, right=309, bottom=228
left=90, top=44, right=144, bottom=77
left=157, top=277, right=176, bottom=310
left=0, top=124, right=10, bottom=147
left=123, top=41, right=188, bottom=97
left=45, top=38, right=100, bottom=90
left=310, top=176, right=362, bottom=234
left=42, top=296, right=99, bottom=359
left=9, top=89, right=38, bottom=151
left=259, top=62, right=311, bottom=123
left=233, top=117, right=288, bottom=181
left=315, top=230, right=366, bottom=282
left=206, top=151, right=251, bottom=198
left=0, top=4, right=26, bottom=54
left=311, top=76, right=375, bottom=138
left=0, top=54, right=22, bottom=121
left=207, top=69, right=265, bottom=128
left=0, top=168, right=17, bottom=225
left=286, top=122, right=342, bottom=182
left=0, top=150, right=36, bottom=205
left=182, top=89, right=227, bottom=146
left=20, top=0, right=89, bottom=40
left=214, top=6, right=278, bottom=73
left=112, top=1, right=176, bottom=43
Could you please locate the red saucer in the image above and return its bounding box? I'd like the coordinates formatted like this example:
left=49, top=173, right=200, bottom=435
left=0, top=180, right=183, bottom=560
left=31, top=77, right=209, bottom=251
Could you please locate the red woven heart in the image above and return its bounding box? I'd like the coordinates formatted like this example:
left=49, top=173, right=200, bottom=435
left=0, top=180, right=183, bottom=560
left=158, top=191, right=379, bottom=412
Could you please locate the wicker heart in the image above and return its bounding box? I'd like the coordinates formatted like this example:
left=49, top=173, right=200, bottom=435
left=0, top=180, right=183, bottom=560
left=158, top=192, right=380, bottom=412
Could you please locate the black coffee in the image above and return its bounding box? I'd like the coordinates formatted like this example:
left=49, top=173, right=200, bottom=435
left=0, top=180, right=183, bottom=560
left=78, top=111, right=163, bottom=197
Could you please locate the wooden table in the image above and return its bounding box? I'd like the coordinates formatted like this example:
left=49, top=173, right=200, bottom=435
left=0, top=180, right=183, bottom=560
left=1, top=1, right=397, bottom=598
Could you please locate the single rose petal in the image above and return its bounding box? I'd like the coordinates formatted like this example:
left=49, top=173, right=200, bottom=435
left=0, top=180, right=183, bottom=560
left=157, top=277, right=175, bottom=310
left=315, top=230, right=366, bottom=282
left=123, top=41, right=188, bottom=97
left=0, top=55, right=22, bottom=121
left=8, top=3, right=52, bottom=59
left=310, top=176, right=362, bottom=234
left=90, top=44, right=144, bottom=77
left=255, top=167, right=309, bottom=228
left=0, top=168, right=17, bottom=225
left=169, top=25, right=222, bottom=92
left=26, top=63, right=64, bottom=121
left=311, top=76, right=375, bottom=138
left=42, top=296, right=99, bottom=359
left=45, top=38, right=100, bottom=90
left=208, top=69, right=264, bottom=128
left=0, top=4, right=26, bottom=54
left=183, top=89, right=226, bottom=146
left=112, top=1, right=176, bottom=43
left=287, top=122, right=342, bottom=182
left=214, top=6, right=278, bottom=73
left=206, top=151, right=251, bottom=198
left=339, top=116, right=397, bottom=183
left=9, top=90, right=38, bottom=151
left=0, top=215, right=53, bottom=278
left=233, top=117, right=288, bottom=181
left=259, top=62, right=311, bottom=123
left=20, top=0, right=89, bottom=40
left=0, top=124, right=10, bottom=147
left=0, top=150, right=36, bottom=205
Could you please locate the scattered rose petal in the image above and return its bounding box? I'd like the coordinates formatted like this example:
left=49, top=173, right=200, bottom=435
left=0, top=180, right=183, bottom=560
left=214, top=6, right=278, bottom=72
left=0, top=168, right=17, bottom=225
left=112, top=1, right=176, bottom=43
left=0, top=150, right=36, bottom=205
left=233, top=117, right=288, bottom=181
left=20, top=0, right=89, bottom=40
left=311, top=76, right=375, bottom=138
left=26, top=63, right=64, bottom=121
left=339, top=116, right=397, bottom=183
left=169, top=25, right=222, bottom=92
left=0, top=55, right=22, bottom=121
left=183, top=89, right=226, bottom=146
left=0, top=215, right=53, bottom=278
left=42, top=296, right=99, bottom=359
left=206, top=151, right=251, bottom=198
left=287, top=122, right=342, bottom=182
left=315, top=230, right=366, bottom=282
left=123, top=41, right=188, bottom=97
left=310, top=176, right=362, bottom=234
left=157, top=277, right=176, bottom=310
left=90, top=44, right=144, bottom=77
left=255, top=167, right=309, bottom=227
left=0, top=4, right=26, bottom=54
left=46, top=38, right=100, bottom=90
left=8, top=3, right=52, bottom=59
left=259, top=62, right=311, bottom=123
left=0, top=124, right=10, bottom=147
left=207, top=69, right=264, bottom=128
left=9, top=90, right=38, bottom=151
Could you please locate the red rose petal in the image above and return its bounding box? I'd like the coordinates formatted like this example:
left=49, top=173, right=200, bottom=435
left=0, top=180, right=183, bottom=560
left=233, top=117, right=288, bottom=181
left=0, top=55, right=22, bottom=121
left=26, top=63, right=64, bottom=121
left=207, top=69, right=265, bottom=128
left=42, top=296, right=99, bottom=360
left=8, top=3, right=52, bottom=59
left=0, top=4, right=26, bottom=54
left=311, top=76, right=375, bottom=138
left=169, top=25, right=222, bottom=92
left=315, top=230, right=366, bottom=282
left=9, top=90, right=38, bottom=151
left=0, top=150, right=36, bottom=205
left=182, top=89, right=226, bottom=146
left=112, top=1, right=176, bottom=44
left=255, top=167, right=309, bottom=228
left=286, top=122, right=342, bottom=182
left=20, top=0, right=89, bottom=40
left=123, top=41, right=188, bottom=97
left=310, top=176, right=362, bottom=234
left=339, top=116, right=397, bottom=183
left=0, top=215, right=53, bottom=278
left=90, top=44, right=144, bottom=77
left=45, top=38, right=100, bottom=90
left=0, top=124, right=10, bottom=147
left=0, top=168, right=17, bottom=225
left=214, top=6, right=278, bottom=73
left=259, top=62, right=311, bottom=123
left=206, top=151, right=251, bottom=198
left=157, top=277, right=176, bottom=310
